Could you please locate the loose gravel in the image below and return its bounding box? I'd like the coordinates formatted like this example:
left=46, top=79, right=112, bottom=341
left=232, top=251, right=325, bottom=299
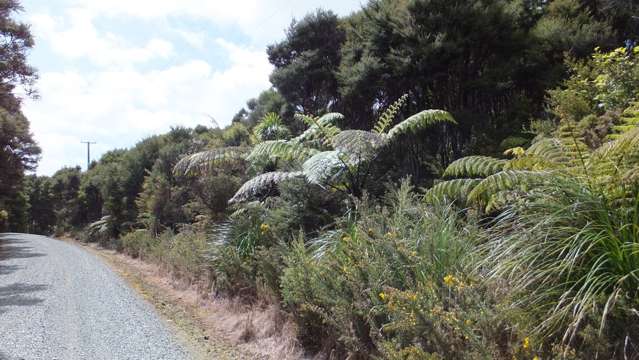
left=0, top=233, right=190, bottom=360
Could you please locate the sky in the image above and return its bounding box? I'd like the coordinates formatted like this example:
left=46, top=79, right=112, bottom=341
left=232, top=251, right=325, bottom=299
left=19, top=0, right=363, bottom=175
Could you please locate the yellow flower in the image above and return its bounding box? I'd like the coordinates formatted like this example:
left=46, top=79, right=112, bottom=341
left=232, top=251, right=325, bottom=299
left=465, top=319, right=472, bottom=325
left=532, top=356, right=540, bottom=360
left=443, top=274, right=457, bottom=287
left=379, top=292, right=386, bottom=301
left=504, top=146, right=525, bottom=158
left=522, top=337, right=530, bottom=350
left=341, top=234, right=351, bottom=241
left=259, top=223, right=270, bottom=234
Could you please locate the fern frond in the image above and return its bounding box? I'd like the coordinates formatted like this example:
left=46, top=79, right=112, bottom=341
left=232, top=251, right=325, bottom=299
left=385, top=109, right=456, bottom=141
left=557, top=122, right=591, bottom=166
left=87, top=215, right=112, bottom=235
left=302, top=151, right=347, bottom=185
left=253, top=112, right=290, bottom=141
left=442, top=156, right=506, bottom=178
left=246, top=140, right=319, bottom=165
left=174, top=146, right=249, bottom=175
left=608, top=102, right=639, bottom=140
left=229, top=171, right=303, bottom=204
left=468, top=170, right=552, bottom=209
left=424, top=179, right=482, bottom=205
left=589, top=127, right=639, bottom=190
left=504, top=155, right=558, bottom=171
left=593, top=126, right=639, bottom=157
left=292, top=112, right=343, bottom=146
left=332, top=130, right=385, bottom=162
left=525, top=138, right=569, bottom=165
left=373, top=94, right=408, bottom=134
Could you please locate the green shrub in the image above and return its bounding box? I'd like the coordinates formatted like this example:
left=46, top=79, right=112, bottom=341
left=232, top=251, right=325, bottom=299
left=120, top=229, right=155, bottom=258
left=280, top=180, right=511, bottom=358
left=210, top=242, right=258, bottom=298
left=165, top=228, right=209, bottom=282
left=207, top=177, right=344, bottom=299
left=549, top=47, right=639, bottom=122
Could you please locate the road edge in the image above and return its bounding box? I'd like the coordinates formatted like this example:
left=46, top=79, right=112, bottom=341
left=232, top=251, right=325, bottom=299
left=57, top=237, right=257, bottom=360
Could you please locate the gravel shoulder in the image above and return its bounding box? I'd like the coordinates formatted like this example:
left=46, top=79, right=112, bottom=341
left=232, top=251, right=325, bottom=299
left=74, top=240, right=256, bottom=360
left=0, top=233, right=190, bottom=360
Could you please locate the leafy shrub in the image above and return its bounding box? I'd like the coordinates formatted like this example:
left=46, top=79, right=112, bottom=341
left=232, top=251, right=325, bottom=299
left=159, top=228, right=209, bottom=282
left=208, top=177, right=345, bottom=299
left=120, top=229, right=155, bottom=258
left=280, top=181, right=511, bottom=358
left=549, top=46, right=639, bottom=122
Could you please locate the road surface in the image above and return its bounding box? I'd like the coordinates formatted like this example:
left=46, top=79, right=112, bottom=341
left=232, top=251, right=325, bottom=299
left=0, top=233, right=189, bottom=360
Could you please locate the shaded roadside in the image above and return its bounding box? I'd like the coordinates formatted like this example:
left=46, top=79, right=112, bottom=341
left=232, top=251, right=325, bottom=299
left=0, top=234, right=48, bottom=314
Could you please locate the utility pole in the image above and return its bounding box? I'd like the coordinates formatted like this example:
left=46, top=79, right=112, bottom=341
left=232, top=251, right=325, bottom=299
left=81, top=141, right=96, bottom=171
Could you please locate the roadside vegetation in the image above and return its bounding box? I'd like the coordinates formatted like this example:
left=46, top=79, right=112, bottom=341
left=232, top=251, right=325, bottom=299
left=3, top=0, right=639, bottom=358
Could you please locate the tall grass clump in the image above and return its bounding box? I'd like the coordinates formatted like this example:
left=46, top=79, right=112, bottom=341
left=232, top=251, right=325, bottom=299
left=121, top=227, right=210, bottom=284
left=483, top=177, right=639, bottom=356
left=281, top=180, right=513, bottom=358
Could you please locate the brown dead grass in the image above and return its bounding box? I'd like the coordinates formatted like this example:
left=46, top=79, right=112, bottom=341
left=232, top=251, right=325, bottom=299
left=61, top=237, right=305, bottom=360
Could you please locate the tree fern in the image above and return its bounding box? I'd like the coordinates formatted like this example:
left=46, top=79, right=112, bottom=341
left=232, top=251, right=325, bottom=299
left=442, top=156, right=506, bottom=178
left=174, top=146, right=250, bottom=175
left=589, top=127, right=639, bottom=201
left=175, top=108, right=456, bottom=204
left=468, top=170, right=552, bottom=208
left=424, top=179, right=482, bottom=205
left=87, top=215, right=112, bottom=236
left=524, top=138, right=569, bottom=165
left=385, top=109, right=456, bottom=142
left=302, top=151, right=347, bottom=186
left=253, top=112, right=291, bottom=141
left=229, top=171, right=303, bottom=204
left=332, top=130, right=385, bottom=162
left=292, top=112, right=342, bottom=146
left=246, top=140, right=318, bottom=165
left=373, top=94, right=408, bottom=134
left=556, top=122, right=591, bottom=167
left=608, top=102, right=639, bottom=140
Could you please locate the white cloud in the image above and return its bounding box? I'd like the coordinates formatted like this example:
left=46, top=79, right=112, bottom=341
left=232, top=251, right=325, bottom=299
left=174, top=29, right=207, bottom=50
left=30, top=10, right=174, bottom=67
left=20, top=0, right=364, bottom=175
left=57, top=0, right=361, bottom=44
left=24, top=42, right=272, bottom=175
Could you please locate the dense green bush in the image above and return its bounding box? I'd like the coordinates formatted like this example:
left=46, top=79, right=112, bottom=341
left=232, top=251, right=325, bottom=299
left=549, top=47, right=639, bottom=122
left=120, top=229, right=155, bottom=259
left=208, top=177, right=346, bottom=299
left=280, top=181, right=512, bottom=358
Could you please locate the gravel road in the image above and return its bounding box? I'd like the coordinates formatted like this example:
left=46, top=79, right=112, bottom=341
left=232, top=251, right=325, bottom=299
left=0, top=233, right=190, bottom=360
